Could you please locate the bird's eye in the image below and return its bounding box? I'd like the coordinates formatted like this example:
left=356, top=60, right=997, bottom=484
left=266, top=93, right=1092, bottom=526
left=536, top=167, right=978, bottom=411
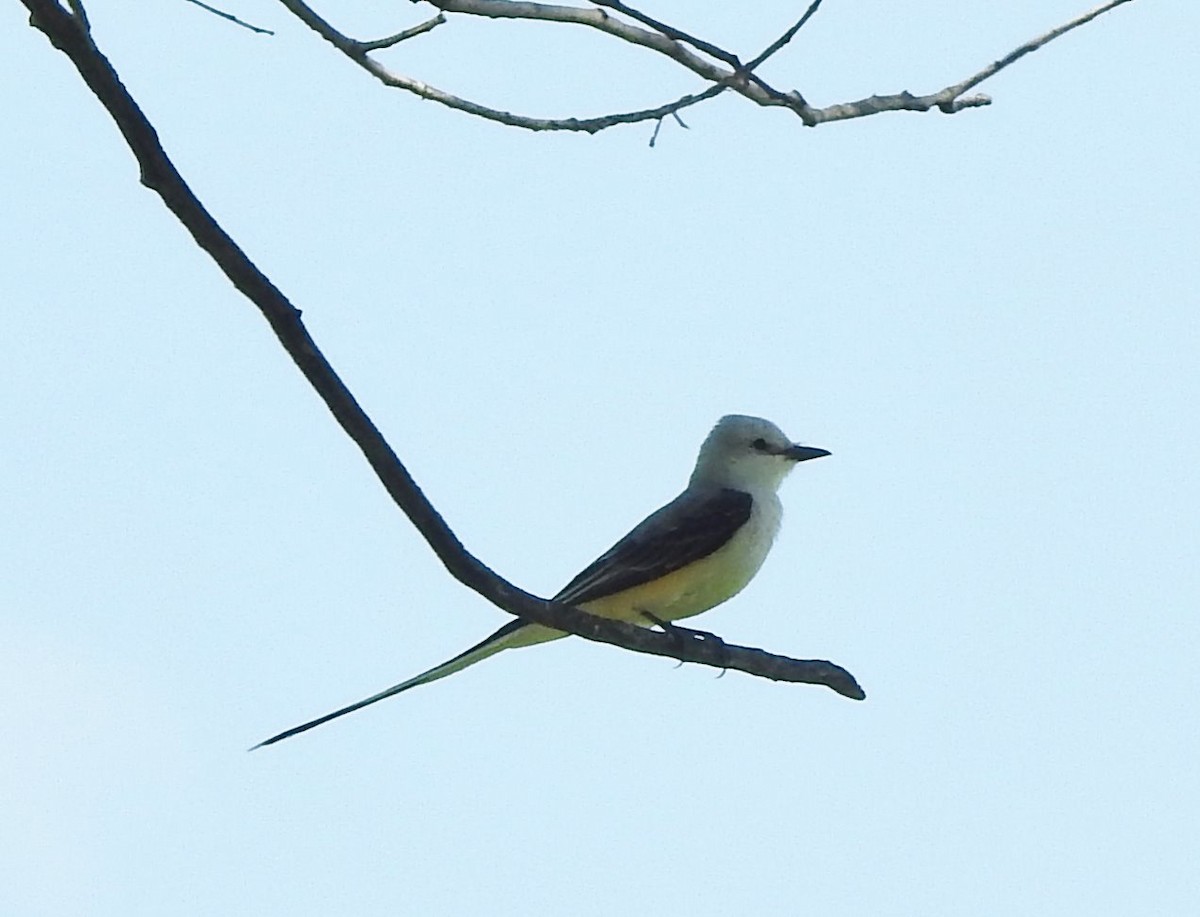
left=751, top=437, right=769, bottom=452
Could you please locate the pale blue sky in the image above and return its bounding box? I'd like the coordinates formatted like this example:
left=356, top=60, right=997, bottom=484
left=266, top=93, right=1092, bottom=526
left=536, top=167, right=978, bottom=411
left=3, top=1, right=1197, bottom=914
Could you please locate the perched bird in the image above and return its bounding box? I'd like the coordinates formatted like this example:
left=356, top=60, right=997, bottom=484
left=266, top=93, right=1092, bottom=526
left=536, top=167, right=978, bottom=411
left=254, top=414, right=829, bottom=747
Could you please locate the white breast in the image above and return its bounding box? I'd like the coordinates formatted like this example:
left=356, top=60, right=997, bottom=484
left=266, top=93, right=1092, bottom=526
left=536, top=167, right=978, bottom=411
left=657, top=489, right=784, bottom=623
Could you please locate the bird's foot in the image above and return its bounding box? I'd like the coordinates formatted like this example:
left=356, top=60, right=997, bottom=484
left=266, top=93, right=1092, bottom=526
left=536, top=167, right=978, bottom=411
left=640, top=612, right=730, bottom=674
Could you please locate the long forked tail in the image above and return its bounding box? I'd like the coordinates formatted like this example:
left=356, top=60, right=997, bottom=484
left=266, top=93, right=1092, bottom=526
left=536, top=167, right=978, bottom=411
left=251, top=619, right=562, bottom=749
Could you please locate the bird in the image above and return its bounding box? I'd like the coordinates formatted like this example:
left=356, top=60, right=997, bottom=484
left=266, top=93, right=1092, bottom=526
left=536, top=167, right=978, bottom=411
left=253, top=414, right=829, bottom=748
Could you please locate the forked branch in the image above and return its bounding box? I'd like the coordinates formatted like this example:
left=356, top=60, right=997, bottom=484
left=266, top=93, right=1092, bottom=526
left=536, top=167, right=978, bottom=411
left=274, top=0, right=1135, bottom=133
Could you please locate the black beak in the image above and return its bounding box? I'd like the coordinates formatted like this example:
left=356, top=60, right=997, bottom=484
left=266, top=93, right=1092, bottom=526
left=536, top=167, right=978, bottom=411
left=783, top=444, right=831, bottom=463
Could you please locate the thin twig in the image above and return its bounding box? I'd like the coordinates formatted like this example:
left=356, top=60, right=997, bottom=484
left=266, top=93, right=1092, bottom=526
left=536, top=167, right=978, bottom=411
left=744, top=0, right=824, bottom=72
left=934, top=0, right=1136, bottom=104
left=648, top=116, right=663, bottom=147
left=592, top=0, right=739, bottom=68
left=647, top=107, right=689, bottom=147
left=184, top=0, right=274, bottom=35
left=795, top=0, right=1137, bottom=125
left=589, top=0, right=782, bottom=99
left=359, top=14, right=445, bottom=52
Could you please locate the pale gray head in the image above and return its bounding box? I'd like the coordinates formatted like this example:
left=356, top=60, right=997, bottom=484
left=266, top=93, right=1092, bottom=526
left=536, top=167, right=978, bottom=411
left=689, top=414, right=829, bottom=492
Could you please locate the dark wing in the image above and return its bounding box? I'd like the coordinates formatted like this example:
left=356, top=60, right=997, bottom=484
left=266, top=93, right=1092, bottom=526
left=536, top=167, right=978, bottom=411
left=553, top=487, right=752, bottom=606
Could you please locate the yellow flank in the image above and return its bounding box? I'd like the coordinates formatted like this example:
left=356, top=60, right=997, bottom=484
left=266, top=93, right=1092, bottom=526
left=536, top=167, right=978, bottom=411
left=498, top=529, right=763, bottom=654
left=580, top=534, right=757, bottom=624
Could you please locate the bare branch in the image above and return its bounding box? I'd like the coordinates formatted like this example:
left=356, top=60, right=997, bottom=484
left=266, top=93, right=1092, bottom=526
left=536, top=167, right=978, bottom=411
left=184, top=0, right=274, bottom=35
left=274, top=0, right=1134, bottom=133
left=591, top=0, right=740, bottom=69
left=792, top=0, right=1137, bottom=125
left=358, top=14, right=446, bottom=52
left=278, top=0, right=786, bottom=123
left=744, top=0, right=824, bottom=72
left=18, top=0, right=865, bottom=702
left=935, top=0, right=1136, bottom=103
left=275, top=0, right=743, bottom=133
left=793, top=90, right=981, bottom=125
left=583, top=0, right=786, bottom=102
left=411, top=1, right=747, bottom=94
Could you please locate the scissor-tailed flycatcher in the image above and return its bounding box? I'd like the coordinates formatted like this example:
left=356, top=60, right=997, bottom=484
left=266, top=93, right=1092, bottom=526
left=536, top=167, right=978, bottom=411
left=254, top=414, right=828, bottom=748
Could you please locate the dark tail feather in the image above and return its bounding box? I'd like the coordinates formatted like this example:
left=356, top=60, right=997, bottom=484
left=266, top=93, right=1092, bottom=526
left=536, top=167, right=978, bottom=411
left=250, top=619, right=556, bottom=749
